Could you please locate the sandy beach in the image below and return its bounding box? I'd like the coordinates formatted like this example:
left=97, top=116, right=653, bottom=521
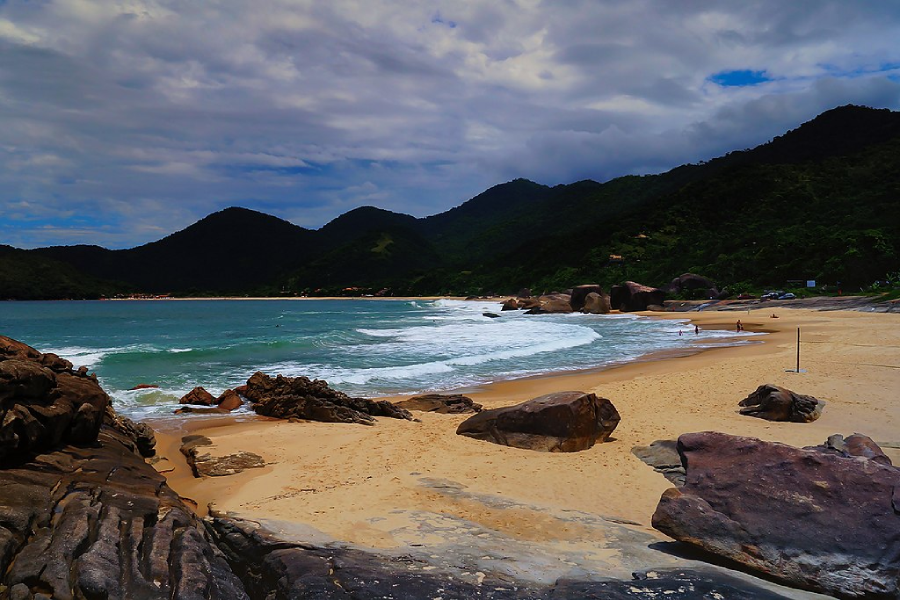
left=151, top=304, right=900, bottom=594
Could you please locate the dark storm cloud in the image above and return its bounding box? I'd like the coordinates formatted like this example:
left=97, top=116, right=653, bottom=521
left=0, top=0, right=899, bottom=248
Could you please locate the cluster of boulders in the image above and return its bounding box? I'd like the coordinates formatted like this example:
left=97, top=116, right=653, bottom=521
left=501, top=281, right=668, bottom=314
left=0, top=336, right=250, bottom=599
left=177, top=385, right=244, bottom=412
left=243, top=371, right=413, bottom=424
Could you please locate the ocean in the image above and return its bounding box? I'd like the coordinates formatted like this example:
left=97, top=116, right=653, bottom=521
left=0, top=299, right=758, bottom=419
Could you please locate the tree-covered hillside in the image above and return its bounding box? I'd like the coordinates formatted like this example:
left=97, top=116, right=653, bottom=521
left=3, top=105, right=899, bottom=299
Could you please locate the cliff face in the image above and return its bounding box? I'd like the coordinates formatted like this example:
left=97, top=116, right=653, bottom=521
left=0, top=336, right=248, bottom=600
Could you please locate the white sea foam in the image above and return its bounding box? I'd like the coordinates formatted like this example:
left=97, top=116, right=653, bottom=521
left=43, top=346, right=111, bottom=369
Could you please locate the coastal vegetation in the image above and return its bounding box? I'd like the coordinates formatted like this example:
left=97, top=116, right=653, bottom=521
left=3, top=105, right=899, bottom=300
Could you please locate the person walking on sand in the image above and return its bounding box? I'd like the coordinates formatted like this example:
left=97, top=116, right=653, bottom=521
left=736, top=319, right=743, bottom=332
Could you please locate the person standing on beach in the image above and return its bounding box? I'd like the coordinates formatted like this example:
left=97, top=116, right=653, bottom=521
left=694, top=325, right=700, bottom=334
left=736, top=320, right=743, bottom=332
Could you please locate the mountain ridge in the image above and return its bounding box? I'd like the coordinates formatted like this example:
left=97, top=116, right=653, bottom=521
left=5, top=104, right=899, bottom=299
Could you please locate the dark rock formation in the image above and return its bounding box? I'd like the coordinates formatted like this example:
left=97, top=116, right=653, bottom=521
left=216, top=389, right=244, bottom=411
left=456, top=391, right=619, bottom=452
left=483, top=311, right=501, bottom=318
left=244, top=371, right=413, bottom=425
left=0, top=336, right=248, bottom=599
left=666, top=273, right=719, bottom=298
left=207, top=514, right=793, bottom=600
left=1, top=335, right=108, bottom=461
left=569, top=284, right=604, bottom=311
left=582, top=291, right=611, bottom=314
left=180, top=434, right=266, bottom=477
left=501, top=297, right=520, bottom=311
left=516, top=288, right=532, bottom=298
left=394, top=393, right=482, bottom=414
left=738, top=383, right=824, bottom=422
left=652, top=431, right=900, bottom=599
left=631, top=439, right=684, bottom=486
left=179, top=385, right=217, bottom=406
left=609, top=281, right=666, bottom=312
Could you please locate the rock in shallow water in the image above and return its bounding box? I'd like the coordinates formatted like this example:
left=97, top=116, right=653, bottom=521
left=456, top=391, right=620, bottom=452
left=652, top=431, right=900, bottom=599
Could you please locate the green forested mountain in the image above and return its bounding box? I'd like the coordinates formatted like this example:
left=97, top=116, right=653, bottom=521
left=3, top=104, right=899, bottom=299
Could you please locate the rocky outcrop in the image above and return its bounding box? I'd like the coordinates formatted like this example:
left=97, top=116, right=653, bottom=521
left=207, top=514, right=790, bottom=600
left=179, top=385, right=217, bottom=406
left=582, top=291, right=611, bottom=314
left=569, top=284, right=604, bottom=311
left=456, top=391, right=620, bottom=452
left=244, top=371, right=413, bottom=425
left=0, top=336, right=249, bottom=599
left=738, top=383, right=824, bottom=422
left=652, top=432, right=900, bottom=599
left=1, top=335, right=109, bottom=461
left=180, top=434, right=266, bottom=477
left=394, top=393, right=482, bottom=414
left=666, top=273, right=719, bottom=298
left=609, top=281, right=666, bottom=312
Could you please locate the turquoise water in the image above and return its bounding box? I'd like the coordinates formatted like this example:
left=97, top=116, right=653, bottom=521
left=0, top=299, right=758, bottom=419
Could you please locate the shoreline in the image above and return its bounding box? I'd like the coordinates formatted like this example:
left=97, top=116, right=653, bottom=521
left=150, top=304, right=900, bottom=593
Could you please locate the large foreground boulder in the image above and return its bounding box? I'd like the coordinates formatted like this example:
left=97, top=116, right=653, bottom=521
left=244, top=371, right=413, bottom=425
left=456, top=391, right=620, bottom=452
left=609, top=281, right=666, bottom=312
left=652, top=431, right=900, bottom=599
left=738, top=383, right=824, bottom=422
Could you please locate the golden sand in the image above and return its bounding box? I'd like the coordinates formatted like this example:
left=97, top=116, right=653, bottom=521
left=154, top=306, right=900, bottom=569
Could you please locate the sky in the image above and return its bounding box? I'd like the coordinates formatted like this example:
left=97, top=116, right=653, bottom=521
left=1, top=1, right=899, bottom=249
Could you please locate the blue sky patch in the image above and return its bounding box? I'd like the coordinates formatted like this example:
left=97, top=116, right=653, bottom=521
left=709, top=70, right=771, bottom=87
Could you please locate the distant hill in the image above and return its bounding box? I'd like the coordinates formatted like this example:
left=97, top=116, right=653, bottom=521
left=4, top=104, right=899, bottom=299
